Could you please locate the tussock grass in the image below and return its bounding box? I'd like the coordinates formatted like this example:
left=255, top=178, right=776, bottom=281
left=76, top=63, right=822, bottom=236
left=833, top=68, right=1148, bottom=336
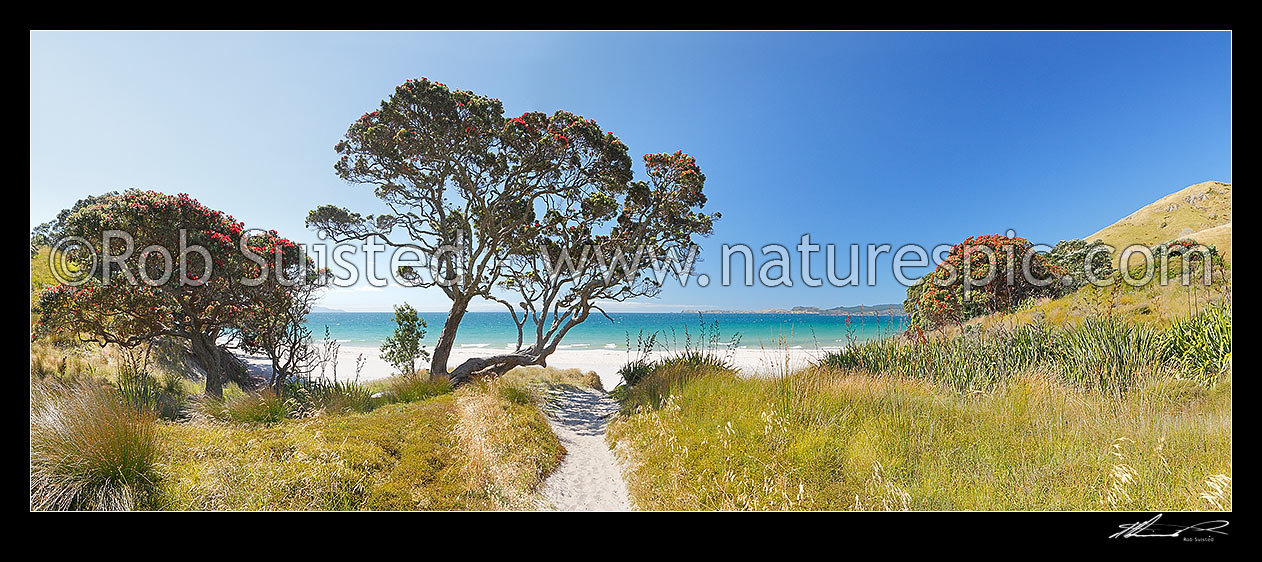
left=453, top=377, right=564, bottom=509
left=609, top=366, right=1231, bottom=511
left=501, top=365, right=603, bottom=391
left=202, top=385, right=297, bottom=425
left=30, top=380, right=163, bottom=511
left=30, top=340, right=99, bottom=382
left=155, top=370, right=565, bottom=510
left=32, top=339, right=200, bottom=422
left=367, top=371, right=451, bottom=403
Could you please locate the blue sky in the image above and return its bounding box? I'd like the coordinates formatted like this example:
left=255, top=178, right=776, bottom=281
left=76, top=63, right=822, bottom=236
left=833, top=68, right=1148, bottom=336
left=30, top=31, right=1231, bottom=312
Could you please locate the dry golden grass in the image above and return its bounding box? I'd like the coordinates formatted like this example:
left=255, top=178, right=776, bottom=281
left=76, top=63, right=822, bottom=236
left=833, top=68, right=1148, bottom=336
left=977, top=265, right=1230, bottom=332
left=31, top=379, right=163, bottom=511
left=150, top=369, right=575, bottom=510
left=1086, top=180, right=1232, bottom=264
left=609, top=365, right=1231, bottom=511
left=452, top=382, right=562, bottom=509
left=500, top=365, right=603, bottom=391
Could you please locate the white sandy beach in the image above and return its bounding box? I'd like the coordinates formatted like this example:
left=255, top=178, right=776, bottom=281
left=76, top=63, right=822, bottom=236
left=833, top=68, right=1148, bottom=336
left=240, top=345, right=830, bottom=391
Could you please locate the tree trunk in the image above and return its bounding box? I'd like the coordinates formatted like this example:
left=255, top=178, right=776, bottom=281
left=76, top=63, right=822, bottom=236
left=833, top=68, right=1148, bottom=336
left=446, top=352, right=540, bottom=387
left=270, top=357, right=291, bottom=392
left=429, top=299, right=470, bottom=380
left=190, top=333, right=224, bottom=398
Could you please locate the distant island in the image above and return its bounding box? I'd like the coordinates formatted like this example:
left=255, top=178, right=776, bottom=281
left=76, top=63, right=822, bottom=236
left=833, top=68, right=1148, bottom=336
left=311, top=306, right=346, bottom=313
left=682, top=304, right=905, bottom=316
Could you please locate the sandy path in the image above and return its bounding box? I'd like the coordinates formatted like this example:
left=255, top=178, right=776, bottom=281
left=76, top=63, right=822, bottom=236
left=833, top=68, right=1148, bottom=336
left=537, top=384, right=631, bottom=511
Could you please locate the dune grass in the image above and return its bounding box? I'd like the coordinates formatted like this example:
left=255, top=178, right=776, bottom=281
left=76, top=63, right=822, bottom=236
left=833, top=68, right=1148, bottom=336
left=609, top=305, right=1231, bottom=511
left=154, top=366, right=578, bottom=510
left=365, top=371, right=452, bottom=403
left=609, top=365, right=1231, bottom=511
left=30, top=342, right=582, bottom=511
left=30, top=379, right=163, bottom=511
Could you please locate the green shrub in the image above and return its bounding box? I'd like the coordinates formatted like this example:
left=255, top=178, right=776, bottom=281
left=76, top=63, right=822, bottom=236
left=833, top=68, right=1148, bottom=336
left=821, top=312, right=1229, bottom=391
left=1163, top=306, right=1231, bottom=376
left=116, top=371, right=189, bottom=421
left=30, top=380, right=162, bottom=510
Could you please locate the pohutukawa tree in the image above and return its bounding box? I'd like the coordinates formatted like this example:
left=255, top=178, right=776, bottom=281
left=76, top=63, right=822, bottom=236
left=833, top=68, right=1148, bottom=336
left=34, top=190, right=308, bottom=397
left=309, top=78, right=719, bottom=384
left=904, top=234, right=1065, bottom=330
left=234, top=257, right=327, bottom=391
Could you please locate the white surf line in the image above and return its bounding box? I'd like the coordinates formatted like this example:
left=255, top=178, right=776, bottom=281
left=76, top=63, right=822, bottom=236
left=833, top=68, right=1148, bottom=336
left=536, top=384, right=632, bottom=511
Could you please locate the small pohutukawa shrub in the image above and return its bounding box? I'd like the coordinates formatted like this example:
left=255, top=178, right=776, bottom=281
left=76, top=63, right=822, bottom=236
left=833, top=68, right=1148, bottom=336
left=1045, top=238, right=1116, bottom=293
left=30, top=380, right=162, bottom=511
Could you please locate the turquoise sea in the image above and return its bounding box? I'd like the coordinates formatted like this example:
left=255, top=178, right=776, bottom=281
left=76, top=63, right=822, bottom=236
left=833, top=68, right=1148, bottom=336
left=306, top=311, right=907, bottom=351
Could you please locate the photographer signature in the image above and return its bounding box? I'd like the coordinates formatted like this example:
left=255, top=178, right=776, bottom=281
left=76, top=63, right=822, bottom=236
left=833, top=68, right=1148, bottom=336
left=1110, top=514, right=1229, bottom=539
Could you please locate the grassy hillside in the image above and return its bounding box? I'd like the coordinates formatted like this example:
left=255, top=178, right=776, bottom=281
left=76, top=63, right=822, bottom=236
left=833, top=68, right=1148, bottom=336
left=1086, top=180, right=1232, bottom=263
left=974, top=181, right=1232, bottom=330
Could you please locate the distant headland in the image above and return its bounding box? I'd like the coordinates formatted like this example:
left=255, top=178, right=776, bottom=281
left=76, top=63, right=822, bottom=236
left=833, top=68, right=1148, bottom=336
left=681, top=304, right=905, bottom=316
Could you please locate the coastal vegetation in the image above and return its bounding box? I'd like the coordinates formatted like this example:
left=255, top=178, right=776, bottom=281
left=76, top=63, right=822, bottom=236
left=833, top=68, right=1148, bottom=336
left=607, top=181, right=1232, bottom=511
left=309, top=78, right=720, bottom=385
left=32, top=190, right=317, bottom=397
left=26, top=57, right=1229, bottom=516
left=608, top=361, right=1230, bottom=510
left=27, top=189, right=595, bottom=510
left=30, top=28, right=1231, bottom=519
left=903, top=234, right=1067, bottom=330
left=379, top=303, right=429, bottom=377
left=155, top=369, right=583, bottom=510
left=30, top=347, right=599, bottom=509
